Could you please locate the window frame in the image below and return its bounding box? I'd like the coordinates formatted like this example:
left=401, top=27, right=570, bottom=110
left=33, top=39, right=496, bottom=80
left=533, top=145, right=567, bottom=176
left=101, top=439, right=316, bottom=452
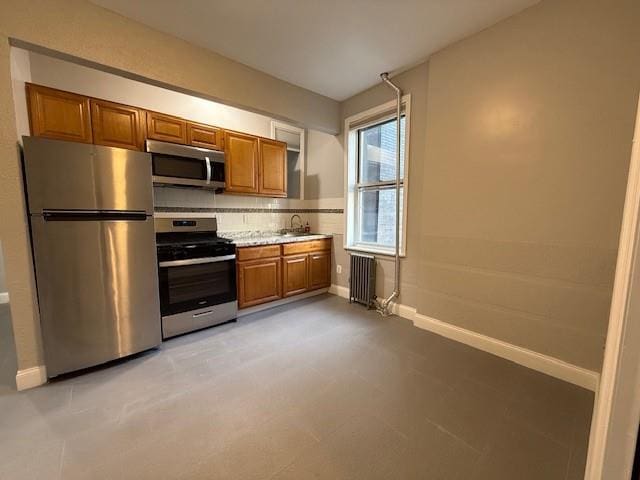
left=343, top=95, right=411, bottom=257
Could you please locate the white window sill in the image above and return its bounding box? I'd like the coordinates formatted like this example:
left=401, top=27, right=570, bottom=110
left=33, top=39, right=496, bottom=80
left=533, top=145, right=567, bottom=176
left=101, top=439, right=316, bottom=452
left=344, top=245, right=406, bottom=258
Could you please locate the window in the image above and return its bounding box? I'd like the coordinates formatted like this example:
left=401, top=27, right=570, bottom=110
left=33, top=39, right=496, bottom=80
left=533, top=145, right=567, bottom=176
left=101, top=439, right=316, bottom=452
left=345, top=97, right=410, bottom=256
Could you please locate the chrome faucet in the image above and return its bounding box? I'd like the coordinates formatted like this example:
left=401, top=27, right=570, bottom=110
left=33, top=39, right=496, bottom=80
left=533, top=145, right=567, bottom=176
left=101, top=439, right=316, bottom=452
left=290, top=214, right=303, bottom=232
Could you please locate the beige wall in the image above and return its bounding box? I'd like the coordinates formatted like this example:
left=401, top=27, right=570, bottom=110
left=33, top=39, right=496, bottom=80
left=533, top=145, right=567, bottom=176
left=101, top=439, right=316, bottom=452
left=0, top=1, right=339, bottom=133
left=0, top=39, right=43, bottom=372
left=0, top=241, right=6, bottom=295
left=305, top=130, right=344, bottom=200
left=338, top=0, right=640, bottom=372
left=25, top=50, right=275, bottom=139
left=420, top=0, right=639, bottom=372
left=0, top=0, right=341, bottom=374
left=9, top=47, right=31, bottom=140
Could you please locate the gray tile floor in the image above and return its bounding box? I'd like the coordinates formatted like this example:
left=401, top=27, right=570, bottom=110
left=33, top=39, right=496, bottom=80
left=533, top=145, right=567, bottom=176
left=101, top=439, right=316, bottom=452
left=0, top=295, right=593, bottom=479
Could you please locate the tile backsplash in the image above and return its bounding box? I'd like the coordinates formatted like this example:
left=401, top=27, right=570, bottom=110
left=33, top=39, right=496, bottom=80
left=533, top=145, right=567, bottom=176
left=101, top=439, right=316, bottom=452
left=153, top=187, right=344, bottom=235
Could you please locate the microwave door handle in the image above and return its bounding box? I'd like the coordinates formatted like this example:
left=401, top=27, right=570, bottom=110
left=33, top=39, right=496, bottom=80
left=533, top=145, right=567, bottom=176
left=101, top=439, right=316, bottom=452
left=205, top=157, right=211, bottom=185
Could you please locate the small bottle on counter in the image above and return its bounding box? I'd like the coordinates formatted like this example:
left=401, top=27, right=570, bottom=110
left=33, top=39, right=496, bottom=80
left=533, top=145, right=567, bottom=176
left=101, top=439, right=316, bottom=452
left=305, top=221, right=310, bottom=233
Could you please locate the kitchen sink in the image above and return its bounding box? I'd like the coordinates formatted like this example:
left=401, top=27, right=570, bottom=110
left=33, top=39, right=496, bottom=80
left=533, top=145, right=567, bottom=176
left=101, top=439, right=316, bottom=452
left=279, top=231, right=313, bottom=237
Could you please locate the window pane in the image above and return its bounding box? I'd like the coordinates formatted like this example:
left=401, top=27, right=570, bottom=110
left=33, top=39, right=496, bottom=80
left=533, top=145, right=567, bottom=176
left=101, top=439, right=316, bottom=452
left=358, top=116, right=405, bottom=183
left=357, top=187, right=404, bottom=248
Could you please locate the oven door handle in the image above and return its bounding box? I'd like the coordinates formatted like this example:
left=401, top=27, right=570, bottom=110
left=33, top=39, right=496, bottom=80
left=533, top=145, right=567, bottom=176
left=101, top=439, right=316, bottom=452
left=158, top=255, right=236, bottom=267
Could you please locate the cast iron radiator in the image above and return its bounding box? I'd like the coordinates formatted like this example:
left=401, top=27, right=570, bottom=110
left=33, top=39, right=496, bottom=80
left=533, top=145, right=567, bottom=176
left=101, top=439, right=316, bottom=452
left=349, top=253, right=376, bottom=308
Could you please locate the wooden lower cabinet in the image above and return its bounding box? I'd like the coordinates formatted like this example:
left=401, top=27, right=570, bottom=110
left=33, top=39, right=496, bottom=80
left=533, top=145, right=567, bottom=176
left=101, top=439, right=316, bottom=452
left=283, top=255, right=309, bottom=297
left=237, top=257, right=281, bottom=308
left=308, top=250, right=331, bottom=290
left=237, top=240, right=332, bottom=309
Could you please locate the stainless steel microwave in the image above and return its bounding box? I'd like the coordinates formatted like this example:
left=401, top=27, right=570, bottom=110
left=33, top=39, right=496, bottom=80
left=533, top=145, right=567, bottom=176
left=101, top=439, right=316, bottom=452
left=147, top=139, right=225, bottom=189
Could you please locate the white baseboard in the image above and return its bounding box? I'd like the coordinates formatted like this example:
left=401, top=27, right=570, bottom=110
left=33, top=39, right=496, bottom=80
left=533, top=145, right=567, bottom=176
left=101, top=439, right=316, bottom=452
left=238, top=288, right=329, bottom=317
left=412, top=312, right=599, bottom=391
left=0, top=292, right=8, bottom=304
left=15, top=365, right=47, bottom=391
left=328, top=285, right=599, bottom=392
left=329, top=284, right=349, bottom=298
left=392, top=302, right=417, bottom=321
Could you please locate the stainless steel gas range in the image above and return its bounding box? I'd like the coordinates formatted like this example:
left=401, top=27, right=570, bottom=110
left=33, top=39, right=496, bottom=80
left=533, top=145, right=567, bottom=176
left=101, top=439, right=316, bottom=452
left=155, top=217, right=237, bottom=339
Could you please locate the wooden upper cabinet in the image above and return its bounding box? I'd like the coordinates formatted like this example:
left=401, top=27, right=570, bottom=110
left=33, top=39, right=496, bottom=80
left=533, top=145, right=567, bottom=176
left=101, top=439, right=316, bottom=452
left=308, top=250, right=331, bottom=290
left=283, top=255, right=309, bottom=297
left=26, top=83, right=92, bottom=144
left=146, top=111, right=187, bottom=144
left=187, top=122, right=224, bottom=150
left=224, top=132, right=287, bottom=197
left=90, top=99, right=145, bottom=151
left=24, top=83, right=288, bottom=196
left=259, top=139, right=287, bottom=197
left=237, top=258, right=282, bottom=308
left=225, top=131, right=259, bottom=194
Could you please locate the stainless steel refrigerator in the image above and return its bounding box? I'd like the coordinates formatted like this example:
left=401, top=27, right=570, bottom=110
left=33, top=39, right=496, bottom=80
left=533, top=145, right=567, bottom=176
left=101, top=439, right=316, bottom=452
left=23, top=136, right=161, bottom=377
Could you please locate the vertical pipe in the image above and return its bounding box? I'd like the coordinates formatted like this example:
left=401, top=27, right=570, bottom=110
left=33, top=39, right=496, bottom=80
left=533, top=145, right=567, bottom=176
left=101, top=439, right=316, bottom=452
left=378, top=72, right=402, bottom=316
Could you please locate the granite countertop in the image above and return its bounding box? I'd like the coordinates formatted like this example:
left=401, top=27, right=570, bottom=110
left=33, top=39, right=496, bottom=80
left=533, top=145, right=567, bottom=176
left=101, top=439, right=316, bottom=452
left=221, top=231, right=333, bottom=247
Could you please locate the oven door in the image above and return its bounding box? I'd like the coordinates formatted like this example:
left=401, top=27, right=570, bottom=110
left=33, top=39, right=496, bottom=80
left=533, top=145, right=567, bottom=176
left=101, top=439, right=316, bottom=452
left=158, top=255, right=237, bottom=317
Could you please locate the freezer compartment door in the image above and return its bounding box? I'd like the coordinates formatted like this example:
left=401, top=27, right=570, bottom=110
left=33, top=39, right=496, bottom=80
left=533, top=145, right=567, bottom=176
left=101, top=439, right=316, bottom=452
left=31, top=215, right=161, bottom=377
left=23, top=136, right=153, bottom=214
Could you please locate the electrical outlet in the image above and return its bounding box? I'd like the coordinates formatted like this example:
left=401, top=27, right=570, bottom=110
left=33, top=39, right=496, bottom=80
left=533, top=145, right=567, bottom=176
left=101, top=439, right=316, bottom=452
left=336, top=265, right=342, bottom=274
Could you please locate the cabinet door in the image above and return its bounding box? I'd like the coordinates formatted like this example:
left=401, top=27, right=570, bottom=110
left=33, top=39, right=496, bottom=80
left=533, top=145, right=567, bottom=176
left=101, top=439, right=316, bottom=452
left=26, top=83, right=92, bottom=144
left=187, top=122, right=224, bottom=150
left=146, top=111, right=187, bottom=144
left=91, top=99, right=145, bottom=151
left=259, top=138, right=287, bottom=197
left=283, top=255, right=309, bottom=297
left=225, top=131, right=259, bottom=194
left=238, top=258, right=281, bottom=308
left=308, top=251, right=331, bottom=290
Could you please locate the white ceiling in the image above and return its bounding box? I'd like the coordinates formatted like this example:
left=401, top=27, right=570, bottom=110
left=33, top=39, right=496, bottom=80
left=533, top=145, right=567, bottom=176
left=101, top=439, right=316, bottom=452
left=91, top=0, right=539, bottom=101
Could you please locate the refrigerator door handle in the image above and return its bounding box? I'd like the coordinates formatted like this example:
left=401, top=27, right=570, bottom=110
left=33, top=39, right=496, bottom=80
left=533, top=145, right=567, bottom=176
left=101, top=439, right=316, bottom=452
left=42, top=210, right=149, bottom=221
